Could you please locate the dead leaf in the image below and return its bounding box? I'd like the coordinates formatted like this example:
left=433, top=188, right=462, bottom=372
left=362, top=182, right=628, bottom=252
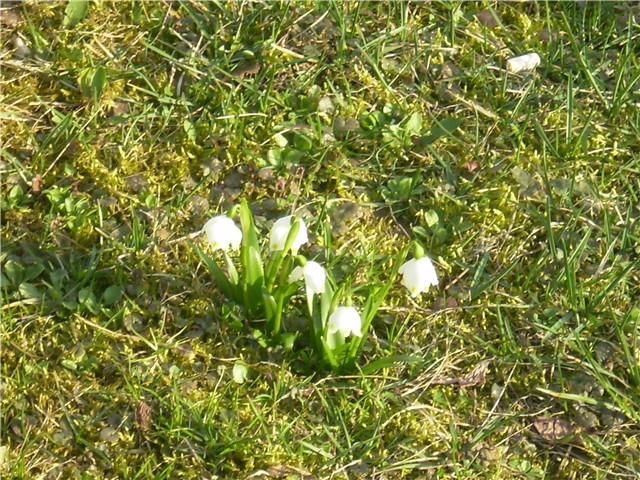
left=475, top=9, right=501, bottom=28
left=135, top=400, right=153, bottom=433
left=60, top=140, right=80, bottom=158
left=233, top=62, right=261, bottom=79
left=461, top=160, right=480, bottom=173
left=458, top=359, right=491, bottom=388
left=532, top=416, right=575, bottom=441
left=245, top=464, right=315, bottom=479
left=432, top=296, right=459, bottom=312
left=439, top=62, right=460, bottom=81
left=0, top=7, right=22, bottom=27
left=431, top=359, right=491, bottom=388
left=537, top=29, right=558, bottom=43
left=430, top=375, right=459, bottom=386
left=31, top=174, right=42, bottom=194
left=110, top=101, right=129, bottom=117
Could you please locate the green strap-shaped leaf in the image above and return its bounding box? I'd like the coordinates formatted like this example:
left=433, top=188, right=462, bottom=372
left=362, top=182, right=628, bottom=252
left=192, top=242, right=237, bottom=301
left=265, top=217, right=300, bottom=290
left=320, top=337, right=339, bottom=369
left=222, top=251, right=239, bottom=285
left=238, top=201, right=265, bottom=296
left=261, top=287, right=278, bottom=324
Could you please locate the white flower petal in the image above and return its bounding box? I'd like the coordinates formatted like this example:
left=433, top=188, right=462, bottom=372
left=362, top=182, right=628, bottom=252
left=203, top=215, right=242, bottom=252
left=302, top=261, right=326, bottom=294
left=288, top=266, right=305, bottom=284
left=269, top=215, right=308, bottom=252
left=399, top=256, right=439, bottom=297
left=288, top=262, right=326, bottom=295
left=328, top=306, right=362, bottom=338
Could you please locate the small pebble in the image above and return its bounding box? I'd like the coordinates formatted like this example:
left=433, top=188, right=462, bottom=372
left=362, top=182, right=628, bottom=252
left=506, top=52, right=541, bottom=73
left=475, top=9, right=500, bottom=28
left=13, top=36, right=31, bottom=59
left=124, top=174, right=148, bottom=193
left=491, top=383, right=505, bottom=400
left=0, top=7, right=23, bottom=27
left=99, top=427, right=119, bottom=443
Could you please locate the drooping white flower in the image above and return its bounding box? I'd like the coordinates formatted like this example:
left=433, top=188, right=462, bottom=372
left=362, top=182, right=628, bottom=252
left=203, top=215, right=242, bottom=252
left=398, top=256, right=439, bottom=297
left=327, top=306, right=362, bottom=338
left=269, top=215, right=308, bottom=253
left=288, top=261, right=326, bottom=295
left=506, top=52, right=541, bottom=73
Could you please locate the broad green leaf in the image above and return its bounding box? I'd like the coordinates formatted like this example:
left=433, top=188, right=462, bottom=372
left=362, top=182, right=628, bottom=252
left=24, top=263, right=45, bottom=282
left=404, top=112, right=423, bottom=135
left=9, top=185, right=24, bottom=201
left=183, top=119, right=196, bottom=143
left=414, top=117, right=461, bottom=148
left=62, top=298, right=79, bottom=311
left=293, top=132, right=313, bottom=151
left=78, top=287, right=100, bottom=314
left=78, top=287, right=92, bottom=304
left=79, top=67, right=107, bottom=101
left=19, top=283, right=43, bottom=302
left=279, top=333, right=296, bottom=351
left=63, top=0, right=89, bottom=28
left=3, top=260, right=23, bottom=284
left=79, top=69, right=93, bottom=98
left=91, top=67, right=107, bottom=101
left=102, top=285, right=123, bottom=305
left=423, top=209, right=439, bottom=228
left=360, top=110, right=386, bottom=131
left=282, top=148, right=303, bottom=164
left=273, top=133, right=288, bottom=147
left=61, top=359, right=78, bottom=371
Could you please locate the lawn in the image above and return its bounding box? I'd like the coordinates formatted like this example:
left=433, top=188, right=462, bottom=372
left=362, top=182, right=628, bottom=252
left=1, top=1, right=639, bottom=479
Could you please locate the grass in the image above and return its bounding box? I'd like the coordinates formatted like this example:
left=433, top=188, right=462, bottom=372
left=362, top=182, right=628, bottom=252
left=1, top=0, right=639, bottom=478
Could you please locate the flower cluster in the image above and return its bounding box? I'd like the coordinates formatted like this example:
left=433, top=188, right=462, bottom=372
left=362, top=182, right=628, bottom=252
left=196, top=201, right=440, bottom=371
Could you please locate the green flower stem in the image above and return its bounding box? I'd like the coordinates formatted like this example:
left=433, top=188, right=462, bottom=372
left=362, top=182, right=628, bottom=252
left=222, top=251, right=239, bottom=285
left=265, top=250, right=284, bottom=291
left=271, top=294, right=286, bottom=335
left=265, top=218, right=300, bottom=290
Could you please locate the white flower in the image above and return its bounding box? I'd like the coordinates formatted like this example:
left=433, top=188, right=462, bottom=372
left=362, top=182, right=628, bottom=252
left=398, top=256, right=439, bottom=297
left=506, top=52, right=541, bottom=73
left=269, top=215, right=308, bottom=252
left=203, top=215, right=242, bottom=252
left=288, top=261, right=326, bottom=295
left=327, top=306, right=362, bottom=338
